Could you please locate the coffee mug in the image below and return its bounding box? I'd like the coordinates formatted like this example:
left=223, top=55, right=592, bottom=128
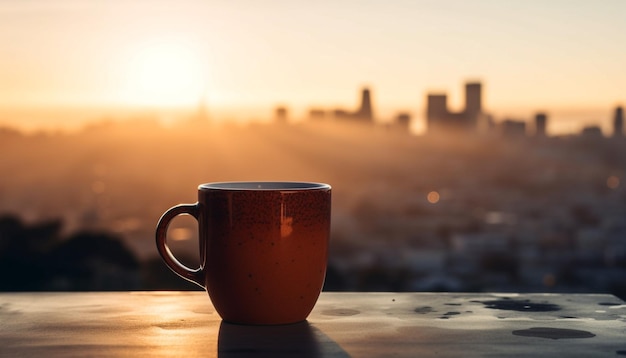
left=156, top=181, right=331, bottom=325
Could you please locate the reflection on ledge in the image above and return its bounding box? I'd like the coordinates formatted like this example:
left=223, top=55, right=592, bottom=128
left=218, top=320, right=349, bottom=357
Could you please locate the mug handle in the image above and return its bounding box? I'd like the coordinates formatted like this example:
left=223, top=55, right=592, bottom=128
left=155, top=203, right=205, bottom=288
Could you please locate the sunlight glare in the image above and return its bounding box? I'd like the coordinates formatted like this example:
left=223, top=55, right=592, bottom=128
left=122, top=39, right=207, bottom=107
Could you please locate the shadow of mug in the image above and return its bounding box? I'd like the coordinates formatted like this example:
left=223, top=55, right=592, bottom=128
left=218, top=321, right=349, bottom=357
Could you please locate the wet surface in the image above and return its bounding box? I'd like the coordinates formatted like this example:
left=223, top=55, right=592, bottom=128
left=414, top=306, right=435, bottom=314
left=1, top=292, right=624, bottom=357
left=481, top=298, right=561, bottom=312
left=439, top=311, right=461, bottom=319
left=512, top=327, right=596, bottom=339
left=598, top=302, right=622, bottom=306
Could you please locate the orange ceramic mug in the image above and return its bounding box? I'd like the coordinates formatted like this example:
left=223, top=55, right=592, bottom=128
left=156, top=182, right=331, bottom=325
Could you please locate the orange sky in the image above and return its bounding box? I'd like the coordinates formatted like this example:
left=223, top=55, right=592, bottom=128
left=1, top=0, right=625, bottom=132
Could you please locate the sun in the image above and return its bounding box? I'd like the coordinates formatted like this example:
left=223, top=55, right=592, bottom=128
left=121, top=39, right=207, bottom=107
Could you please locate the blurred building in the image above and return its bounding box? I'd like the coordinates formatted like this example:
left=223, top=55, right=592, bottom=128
left=426, top=81, right=482, bottom=134
left=465, top=82, right=482, bottom=129
left=581, top=125, right=603, bottom=138
left=333, top=109, right=350, bottom=118
left=613, top=106, right=624, bottom=138
left=500, top=119, right=527, bottom=138
left=274, top=106, right=288, bottom=123
left=308, top=108, right=326, bottom=120
left=356, top=88, right=373, bottom=122
left=333, top=87, right=375, bottom=123
left=534, top=112, right=548, bottom=137
left=395, top=112, right=411, bottom=130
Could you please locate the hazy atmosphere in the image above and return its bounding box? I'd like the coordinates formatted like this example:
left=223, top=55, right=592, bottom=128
left=1, top=0, right=625, bottom=132
left=1, top=1, right=625, bottom=298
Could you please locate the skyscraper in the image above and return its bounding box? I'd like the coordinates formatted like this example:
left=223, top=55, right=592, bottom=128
left=464, top=82, right=482, bottom=128
left=427, top=94, right=448, bottom=123
left=534, top=113, right=547, bottom=137
left=613, top=106, right=624, bottom=137
left=426, top=80, right=483, bottom=134
left=332, top=87, right=374, bottom=123
left=355, top=87, right=373, bottom=122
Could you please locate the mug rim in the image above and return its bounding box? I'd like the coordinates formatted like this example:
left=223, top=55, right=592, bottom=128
left=198, top=181, right=331, bottom=191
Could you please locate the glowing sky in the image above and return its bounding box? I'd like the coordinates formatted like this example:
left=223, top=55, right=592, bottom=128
left=1, top=0, right=625, bottom=121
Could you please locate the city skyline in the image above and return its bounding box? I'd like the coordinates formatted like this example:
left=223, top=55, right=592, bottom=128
left=1, top=0, right=625, bottom=133
left=292, top=81, right=625, bottom=138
